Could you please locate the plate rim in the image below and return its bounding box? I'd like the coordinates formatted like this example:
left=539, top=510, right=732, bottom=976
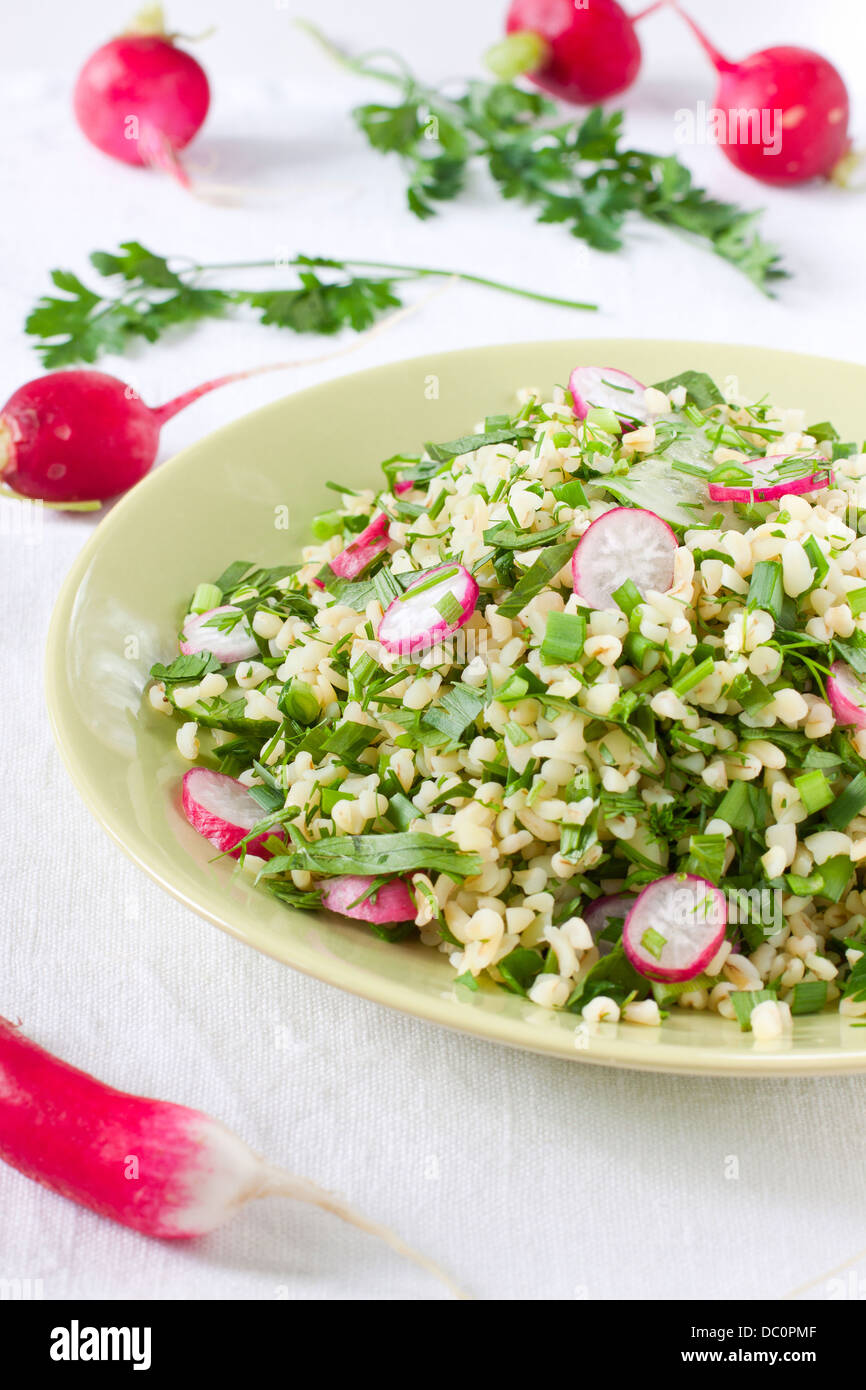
left=44, top=336, right=866, bottom=1077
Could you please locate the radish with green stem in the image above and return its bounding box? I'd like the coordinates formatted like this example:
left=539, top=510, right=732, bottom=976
left=0, top=1016, right=465, bottom=1296
left=73, top=6, right=210, bottom=188
left=0, top=365, right=307, bottom=507
left=623, top=874, right=727, bottom=982
left=572, top=507, right=677, bottom=611
left=490, top=0, right=665, bottom=103
left=673, top=3, right=851, bottom=185
left=378, top=564, right=479, bottom=656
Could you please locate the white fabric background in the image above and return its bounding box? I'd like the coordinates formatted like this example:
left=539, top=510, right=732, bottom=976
left=1, top=0, right=865, bottom=1301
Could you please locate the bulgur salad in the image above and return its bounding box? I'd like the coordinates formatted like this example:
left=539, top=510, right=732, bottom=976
left=147, top=364, right=866, bottom=1040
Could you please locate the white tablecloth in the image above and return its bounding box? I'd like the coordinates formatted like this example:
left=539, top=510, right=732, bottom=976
left=2, top=0, right=865, bottom=1301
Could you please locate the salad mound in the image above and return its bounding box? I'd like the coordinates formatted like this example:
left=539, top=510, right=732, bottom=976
left=147, top=366, right=866, bottom=1038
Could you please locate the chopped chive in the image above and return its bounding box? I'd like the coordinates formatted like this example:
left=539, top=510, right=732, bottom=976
left=785, top=872, right=824, bottom=897
left=585, top=405, right=621, bottom=434
left=848, top=586, right=866, bottom=617
left=801, top=535, right=829, bottom=592
left=277, top=679, right=319, bottom=725
left=504, top=720, right=531, bottom=746
left=540, top=611, right=586, bottom=664
left=815, top=855, right=853, bottom=903
left=398, top=566, right=459, bottom=601
left=731, top=989, right=777, bottom=1031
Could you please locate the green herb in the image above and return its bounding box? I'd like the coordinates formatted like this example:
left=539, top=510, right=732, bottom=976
left=262, top=830, right=482, bottom=880
left=190, top=582, right=222, bottom=615
left=496, top=540, right=576, bottom=618
left=552, top=479, right=589, bottom=509
left=482, top=520, right=569, bottom=550
left=847, top=587, right=866, bottom=617
left=27, top=240, right=593, bottom=366
left=612, top=578, right=643, bottom=617
left=671, top=656, right=714, bottom=697
left=310, top=29, right=785, bottom=292
left=650, top=371, right=724, bottom=409
left=277, top=679, right=319, bottom=725
left=641, top=928, right=666, bottom=961
left=566, top=943, right=646, bottom=1013
left=150, top=651, right=219, bottom=688
left=843, top=953, right=866, bottom=1004
left=497, top=947, right=544, bottom=996
left=422, top=686, right=485, bottom=741
left=785, top=872, right=824, bottom=897
left=815, top=855, right=853, bottom=903
left=435, top=591, right=462, bottom=624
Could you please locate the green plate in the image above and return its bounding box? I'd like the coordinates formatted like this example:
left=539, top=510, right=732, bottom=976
left=45, top=339, right=866, bottom=1075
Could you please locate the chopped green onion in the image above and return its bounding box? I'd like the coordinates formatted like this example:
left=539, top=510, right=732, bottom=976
left=540, top=611, right=586, bottom=664
left=641, top=928, right=666, bottom=961
left=815, top=855, right=853, bottom=903
left=789, top=980, right=828, bottom=1015
left=585, top=405, right=621, bottom=434
left=435, top=591, right=462, bottom=624
left=785, top=872, right=824, bottom=897
left=612, top=578, right=643, bottom=617
left=190, top=582, right=222, bottom=614
left=310, top=509, right=344, bottom=541
left=746, top=560, right=783, bottom=619
left=504, top=720, right=531, bottom=746
left=826, top=772, right=866, bottom=831
left=794, top=768, right=834, bottom=815
left=731, top=989, right=777, bottom=1031
left=671, top=656, right=715, bottom=698
left=847, top=586, right=866, bottom=617
left=801, top=534, right=829, bottom=591
left=398, top=566, right=458, bottom=600
left=277, top=679, right=319, bottom=725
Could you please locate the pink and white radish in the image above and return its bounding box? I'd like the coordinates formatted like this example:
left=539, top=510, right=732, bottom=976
left=707, top=455, right=833, bottom=504
left=623, top=874, right=727, bottom=982
left=182, top=767, right=277, bottom=858
left=0, top=1016, right=464, bottom=1295
left=582, top=892, right=636, bottom=956
left=321, top=875, right=416, bottom=924
left=180, top=605, right=259, bottom=663
left=314, top=512, right=391, bottom=589
left=495, top=0, right=664, bottom=104
left=827, top=661, right=866, bottom=730
left=674, top=4, right=851, bottom=185
left=569, top=366, right=649, bottom=427
left=73, top=8, right=210, bottom=189
left=572, top=506, right=677, bottom=610
left=0, top=364, right=294, bottom=506
left=377, top=563, right=479, bottom=656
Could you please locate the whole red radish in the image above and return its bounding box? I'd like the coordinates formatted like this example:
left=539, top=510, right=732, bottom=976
left=490, top=0, right=662, bottom=104
left=0, top=1016, right=465, bottom=1295
left=73, top=7, right=210, bottom=185
left=675, top=5, right=850, bottom=185
left=0, top=365, right=283, bottom=506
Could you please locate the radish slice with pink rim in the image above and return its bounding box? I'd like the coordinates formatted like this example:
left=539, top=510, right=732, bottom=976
left=828, top=661, right=866, bottom=729
left=582, top=892, right=636, bottom=956
left=623, top=874, right=727, bottom=983
left=180, top=605, right=258, bottom=663
left=182, top=768, right=278, bottom=858
left=707, top=454, right=833, bottom=503
left=569, top=366, right=649, bottom=426
left=321, top=875, right=416, bottom=924
left=378, top=563, right=479, bottom=656
left=313, top=511, right=391, bottom=589
left=572, top=506, right=677, bottom=610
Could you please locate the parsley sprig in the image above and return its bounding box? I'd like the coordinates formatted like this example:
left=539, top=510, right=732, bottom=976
left=305, top=24, right=786, bottom=293
left=26, top=240, right=596, bottom=368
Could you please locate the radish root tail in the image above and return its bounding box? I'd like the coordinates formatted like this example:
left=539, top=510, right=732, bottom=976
left=257, top=1166, right=472, bottom=1300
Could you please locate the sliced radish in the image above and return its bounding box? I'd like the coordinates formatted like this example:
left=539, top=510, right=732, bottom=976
left=569, top=366, right=648, bottom=427
left=182, top=768, right=277, bottom=858
left=313, top=512, right=391, bottom=589
left=180, top=605, right=258, bottom=663
left=377, top=563, right=479, bottom=656
left=623, top=874, right=727, bottom=983
left=707, top=454, right=833, bottom=503
left=572, top=507, right=677, bottom=610
left=582, top=892, right=635, bottom=956
left=828, top=661, right=866, bottom=730
left=321, top=875, right=416, bottom=924
left=393, top=480, right=415, bottom=496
